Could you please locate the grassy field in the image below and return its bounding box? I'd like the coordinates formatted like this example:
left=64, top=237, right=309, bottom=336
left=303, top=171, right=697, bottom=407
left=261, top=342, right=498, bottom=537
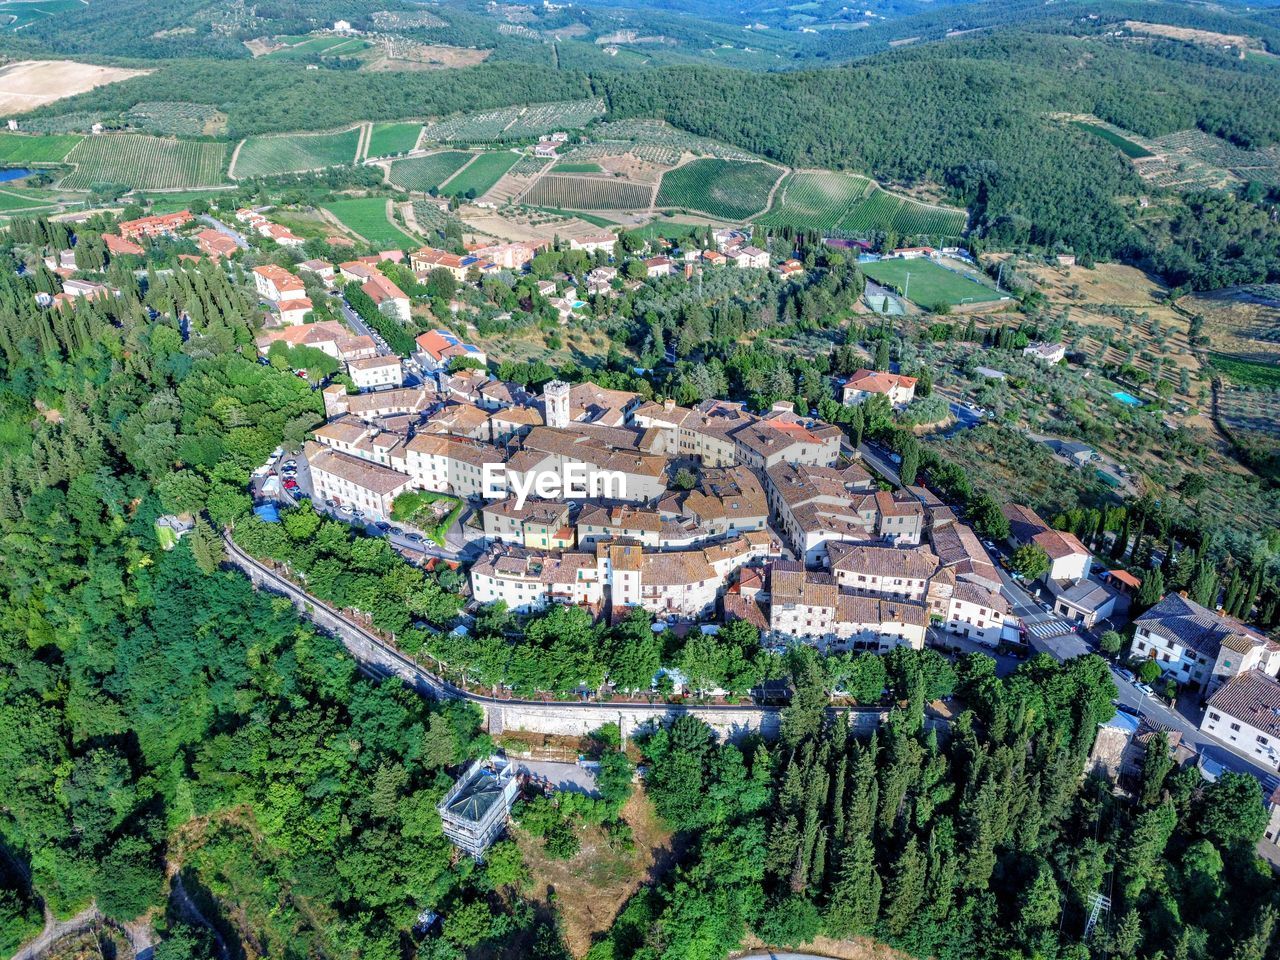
left=757, top=171, right=873, bottom=231
left=233, top=128, right=360, bottom=178
left=440, top=151, right=518, bottom=197
left=264, top=35, right=372, bottom=59
left=522, top=174, right=652, bottom=210
left=528, top=207, right=618, bottom=227
left=1072, top=121, right=1154, bottom=159
left=0, top=188, right=58, bottom=212
left=861, top=257, right=1005, bottom=308
left=1181, top=286, right=1280, bottom=365
left=367, top=122, right=421, bottom=158
left=59, top=135, right=228, bottom=190
left=0, top=0, right=83, bottom=30
left=385, top=151, right=473, bottom=192
left=321, top=197, right=416, bottom=248
left=552, top=161, right=603, bottom=173
left=0, top=132, right=82, bottom=164
left=656, top=159, right=782, bottom=220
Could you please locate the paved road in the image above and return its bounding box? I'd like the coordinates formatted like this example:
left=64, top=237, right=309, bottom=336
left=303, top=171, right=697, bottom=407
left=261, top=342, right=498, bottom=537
left=338, top=298, right=394, bottom=357
left=856, top=442, right=900, bottom=485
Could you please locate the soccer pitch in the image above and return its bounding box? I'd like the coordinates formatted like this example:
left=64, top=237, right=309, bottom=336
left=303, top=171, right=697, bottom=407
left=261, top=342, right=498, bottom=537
left=860, top=257, right=1004, bottom=308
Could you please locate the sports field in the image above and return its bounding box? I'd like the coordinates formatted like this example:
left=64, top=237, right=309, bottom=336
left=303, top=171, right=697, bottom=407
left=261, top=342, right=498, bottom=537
left=367, top=122, right=422, bottom=158
left=233, top=128, right=360, bottom=178
left=59, top=135, right=228, bottom=189
left=440, top=151, right=518, bottom=197
left=322, top=197, right=416, bottom=248
left=860, top=257, right=1005, bottom=308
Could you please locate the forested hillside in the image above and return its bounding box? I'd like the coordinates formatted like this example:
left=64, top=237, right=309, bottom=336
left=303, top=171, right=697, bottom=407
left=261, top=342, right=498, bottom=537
left=590, top=650, right=1280, bottom=960
left=0, top=219, right=559, bottom=959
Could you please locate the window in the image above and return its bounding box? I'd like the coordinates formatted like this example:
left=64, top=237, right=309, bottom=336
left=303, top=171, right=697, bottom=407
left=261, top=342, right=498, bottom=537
left=1230, top=722, right=1241, bottom=732
left=1209, top=712, right=1221, bottom=722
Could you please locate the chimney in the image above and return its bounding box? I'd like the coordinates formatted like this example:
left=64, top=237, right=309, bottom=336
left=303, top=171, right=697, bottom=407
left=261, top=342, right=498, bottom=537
left=663, top=398, right=676, bottom=412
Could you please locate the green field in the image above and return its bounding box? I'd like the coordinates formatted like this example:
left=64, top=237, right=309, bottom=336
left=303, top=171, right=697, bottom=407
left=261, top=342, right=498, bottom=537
left=552, top=162, right=603, bottom=173
left=1209, top=352, right=1280, bottom=389
left=367, top=122, right=422, bottom=158
left=656, top=159, right=782, bottom=220
left=521, top=174, right=652, bottom=210
left=528, top=207, right=618, bottom=227
left=264, top=35, right=372, bottom=59
left=1072, top=122, right=1153, bottom=159
left=837, top=187, right=968, bottom=238
left=233, top=129, right=360, bottom=178
left=0, top=189, right=56, bottom=212
left=0, top=133, right=82, bottom=164
left=757, top=171, right=874, bottom=231
left=440, top=151, right=519, bottom=197
left=386, top=151, right=473, bottom=192
left=860, top=257, right=1005, bottom=309
left=59, top=135, right=228, bottom=190
left=321, top=197, right=415, bottom=248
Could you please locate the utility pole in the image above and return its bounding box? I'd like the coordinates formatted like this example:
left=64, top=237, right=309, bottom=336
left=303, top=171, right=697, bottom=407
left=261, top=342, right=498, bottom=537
left=1083, top=892, right=1111, bottom=940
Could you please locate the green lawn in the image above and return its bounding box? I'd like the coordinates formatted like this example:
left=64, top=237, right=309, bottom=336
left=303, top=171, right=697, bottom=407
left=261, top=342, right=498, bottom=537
left=367, top=122, right=422, bottom=158
left=860, top=257, right=1005, bottom=309
left=440, top=151, right=519, bottom=198
left=0, top=133, right=82, bottom=164
left=321, top=197, right=416, bottom=248
left=552, top=161, right=603, bottom=173
left=0, top=189, right=56, bottom=212
left=391, top=490, right=463, bottom=546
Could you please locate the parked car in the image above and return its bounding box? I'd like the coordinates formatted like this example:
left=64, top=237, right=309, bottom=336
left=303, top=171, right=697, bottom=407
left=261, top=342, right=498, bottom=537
left=1133, top=681, right=1155, bottom=697
left=405, top=532, right=424, bottom=543
left=1117, top=668, right=1136, bottom=683
left=375, top=521, right=391, bottom=532
left=1113, top=701, right=1142, bottom=718
left=283, top=479, right=299, bottom=491
left=284, top=460, right=297, bottom=469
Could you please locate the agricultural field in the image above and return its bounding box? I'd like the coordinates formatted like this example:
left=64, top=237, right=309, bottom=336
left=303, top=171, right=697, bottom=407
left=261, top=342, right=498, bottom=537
left=1209, top=353, right=1280, bottom=389
left=0, top=132, right=81, bottom=164
left=421, top=98, right=604, bottom=143
left=262, top=35, right=373, bottom=60
left=59, top=135, right=228, bottom=190
left=1181, top=285, right=1280, bottom=365
left=756, top=171, right=874, bottom=231
left=440, top=151, right=519, bottom=197
left=124, top=102, right=226, bottom=137
left=0, top=188, right=57, bottom=212
left=861, top=257, right=1005, bottom=308
left=366, top=122, right=422, bottom=158
left=591, top=119, right=758, bottom=163
left=552, top=162, right=603, bottom=173
left=655, top=159, right=782, bottom=220
left=0, top=59, right=148, bottom=115
left=232, top=128, right=360, bottom=178
left=837, top=187, right=968, bottom=238
left=1217, top=386, right=1280, bottom=460
left=386, top=151, right=474, bottom=192
left=321, top=197, right=416, bottom=248
left=521, top=174, right=652, bottom=210
left=1072, top=121, right=1153, bottom=159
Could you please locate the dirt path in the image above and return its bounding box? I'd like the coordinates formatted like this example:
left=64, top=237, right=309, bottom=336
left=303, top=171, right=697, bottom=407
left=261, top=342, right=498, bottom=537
left=356, top=121, right=372, bottom=162
left=759, top=164, right=789, bottom=216
left=227, top=139, right=246, bottom=180
left=437, top=152, right=480, bottom=192
left=11, top=904, right=101, bottom=960
left=399, top=200, right=425, bottom=239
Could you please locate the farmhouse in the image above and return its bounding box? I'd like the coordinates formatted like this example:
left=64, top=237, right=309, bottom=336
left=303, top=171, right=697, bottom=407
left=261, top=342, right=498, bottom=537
left=644, top=256, right=674, bottom=278
left=1023, top=341, right=1066, bottom=364
left=841, top=369, right=917, bottom=408
left=119, top=210, right=193, bottom=240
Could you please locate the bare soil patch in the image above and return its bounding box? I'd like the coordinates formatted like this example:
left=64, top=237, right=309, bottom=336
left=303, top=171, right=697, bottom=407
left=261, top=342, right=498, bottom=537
left=0, top=60, right=149, bottom=115
left=1180, top=286, right=1280, bottom=364
left=513, top=787, right=681, bottom=959
left=363, top=43, right=491, bottom=71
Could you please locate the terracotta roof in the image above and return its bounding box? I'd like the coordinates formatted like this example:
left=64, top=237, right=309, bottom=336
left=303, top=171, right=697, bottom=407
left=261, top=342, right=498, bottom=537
left=844, top=368, right=917, bottom=394
left=1207, top=670, right=1280, bottom=736
left=1032, top=528, right=1090, bottom=560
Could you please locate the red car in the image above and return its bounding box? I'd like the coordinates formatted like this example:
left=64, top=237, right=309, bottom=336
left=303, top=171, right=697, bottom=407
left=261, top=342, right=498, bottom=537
left=283, top=478, right=299, bottom=490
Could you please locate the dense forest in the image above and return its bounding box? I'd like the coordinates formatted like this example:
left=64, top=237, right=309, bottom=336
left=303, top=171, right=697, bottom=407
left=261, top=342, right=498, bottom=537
left=590, top=649, right=1280, bottom=960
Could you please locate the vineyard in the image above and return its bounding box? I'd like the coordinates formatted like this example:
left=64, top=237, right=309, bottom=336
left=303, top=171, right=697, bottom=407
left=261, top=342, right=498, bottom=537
left=655, top=159, right=782, bottom=220
left=0, top=132, right=81, bottom=164
left=367, top=122, right=422, bottom=158
left=124, top=102, right=226, bottom=137
left=440, top=151, right=519, bottom=197
left=59, top=135, right=228, bottom=190
left=232, top=128, right=361, bottom=178
left=322, top=197, right=415, bottom=248
left=421, top=98, right=604, bottom=143
left=835, top=188, right=968, bottom=238
left=860, top=257, right=1004, bottom=308
left=520, top=174, right=652, bottom=210
left=757, top=171, right=874, bottom=231
left=386, top=151, right=474, bottom=192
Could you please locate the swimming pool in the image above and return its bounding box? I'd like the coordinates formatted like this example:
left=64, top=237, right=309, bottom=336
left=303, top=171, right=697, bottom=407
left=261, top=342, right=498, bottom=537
left=1112, top=390, right=1143, bottom=407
